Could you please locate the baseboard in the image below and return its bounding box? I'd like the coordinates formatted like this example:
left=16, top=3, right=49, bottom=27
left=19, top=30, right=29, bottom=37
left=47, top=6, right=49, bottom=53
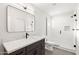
left=54, top=45, right=76, bottom=54
left=45, top=40, right=76, bottom=54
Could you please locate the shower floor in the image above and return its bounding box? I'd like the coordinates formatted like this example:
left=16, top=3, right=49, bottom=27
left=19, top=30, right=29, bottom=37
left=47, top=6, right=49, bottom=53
left=45, top=47, right=76, bottom=55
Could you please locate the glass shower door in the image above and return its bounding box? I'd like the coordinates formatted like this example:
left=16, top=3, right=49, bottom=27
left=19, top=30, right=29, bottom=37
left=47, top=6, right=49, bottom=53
left=47, top=14, right=76, bottom=51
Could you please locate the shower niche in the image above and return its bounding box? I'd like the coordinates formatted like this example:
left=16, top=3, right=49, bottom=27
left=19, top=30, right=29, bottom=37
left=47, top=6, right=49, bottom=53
left=7, top=5, right=35, bottom=32
left=64, top=26, right=71, bottom=31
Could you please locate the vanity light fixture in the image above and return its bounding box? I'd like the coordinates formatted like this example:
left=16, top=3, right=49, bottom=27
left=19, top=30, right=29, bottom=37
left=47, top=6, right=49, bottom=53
left=23, top=7, right=27, bottom=10
left=16, top=3, right=27, bottom=10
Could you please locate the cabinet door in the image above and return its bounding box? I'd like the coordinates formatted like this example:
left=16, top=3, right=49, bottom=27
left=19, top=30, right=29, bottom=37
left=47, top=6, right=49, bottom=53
left=26, top=46, right=43, bottom=55
left=25, top=39, right=45, bottom=55
left=25, top=13, right=34, bottom=32
left=26, top=48, right=39, bottom=55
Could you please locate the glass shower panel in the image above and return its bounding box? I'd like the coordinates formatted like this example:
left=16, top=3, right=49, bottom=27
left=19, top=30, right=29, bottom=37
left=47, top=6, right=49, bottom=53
left=47, top=13, right=76, bottom=50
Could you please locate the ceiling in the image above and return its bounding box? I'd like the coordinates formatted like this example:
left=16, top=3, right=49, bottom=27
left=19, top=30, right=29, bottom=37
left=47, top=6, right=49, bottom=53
left=32, top=3, right=78, bottom=16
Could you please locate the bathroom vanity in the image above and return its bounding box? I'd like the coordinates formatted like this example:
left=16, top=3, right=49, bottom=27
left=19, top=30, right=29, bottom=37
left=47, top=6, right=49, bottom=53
left=3, top=36, right=45, bottom=55
left=4, top=5, right=45, bottom=55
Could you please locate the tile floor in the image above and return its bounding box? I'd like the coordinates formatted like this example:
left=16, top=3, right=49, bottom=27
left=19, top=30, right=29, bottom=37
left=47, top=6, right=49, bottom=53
left=45, top=47, right=76, bottom=55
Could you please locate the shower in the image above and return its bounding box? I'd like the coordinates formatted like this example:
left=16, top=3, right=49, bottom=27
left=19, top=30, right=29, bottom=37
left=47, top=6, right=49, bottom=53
left=46, top=11, right=78, bottom=53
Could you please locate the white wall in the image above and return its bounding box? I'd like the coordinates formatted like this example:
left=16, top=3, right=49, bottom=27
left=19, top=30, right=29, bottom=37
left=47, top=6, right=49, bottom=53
left=76, top=4, right=79, bottom=54
left=28, top=5, right=47, bottom=36
left=0, top=3, right=47, bottom=54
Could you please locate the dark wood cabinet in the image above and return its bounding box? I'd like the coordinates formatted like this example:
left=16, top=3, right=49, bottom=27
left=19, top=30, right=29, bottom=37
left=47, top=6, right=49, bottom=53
left=25, top=39, right=45, bottom=55
left=8, top=48, right=25, bottom=55
left=4, top=39, right=45, bottom=55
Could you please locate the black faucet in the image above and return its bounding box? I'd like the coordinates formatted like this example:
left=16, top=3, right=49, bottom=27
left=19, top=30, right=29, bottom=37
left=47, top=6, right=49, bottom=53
left=26, top=33, right=29, bottom=39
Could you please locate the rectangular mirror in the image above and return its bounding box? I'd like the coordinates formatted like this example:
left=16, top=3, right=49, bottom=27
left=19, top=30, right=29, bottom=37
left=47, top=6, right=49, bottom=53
left=7, top=5, right=34, bottom=32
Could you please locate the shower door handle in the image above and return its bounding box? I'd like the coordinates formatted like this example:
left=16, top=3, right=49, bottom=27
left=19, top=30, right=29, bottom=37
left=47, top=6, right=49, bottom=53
left=60, top=30, right=62, bottom=35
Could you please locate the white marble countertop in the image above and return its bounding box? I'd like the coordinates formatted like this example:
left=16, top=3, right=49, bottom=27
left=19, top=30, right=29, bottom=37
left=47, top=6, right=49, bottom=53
left=2, top=36, right=45, bottom=54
